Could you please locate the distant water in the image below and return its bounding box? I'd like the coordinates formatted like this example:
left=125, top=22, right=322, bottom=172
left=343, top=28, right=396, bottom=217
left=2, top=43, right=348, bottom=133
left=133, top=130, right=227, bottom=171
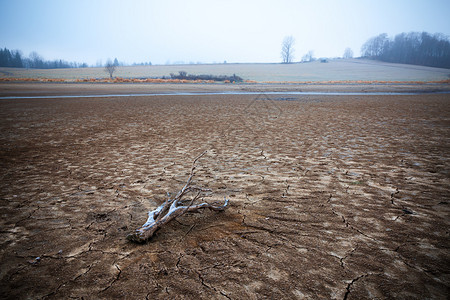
left=1, top=90, right=449, bottom=100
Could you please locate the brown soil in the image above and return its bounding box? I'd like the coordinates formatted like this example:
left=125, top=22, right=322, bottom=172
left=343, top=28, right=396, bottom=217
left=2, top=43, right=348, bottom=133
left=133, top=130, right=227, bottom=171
left=0, top=84, right=449, bottom=299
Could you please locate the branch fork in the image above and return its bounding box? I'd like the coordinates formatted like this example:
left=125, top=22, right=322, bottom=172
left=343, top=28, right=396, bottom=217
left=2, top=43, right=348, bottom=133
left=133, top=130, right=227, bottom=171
left=127, top=151, right=229, bottom=243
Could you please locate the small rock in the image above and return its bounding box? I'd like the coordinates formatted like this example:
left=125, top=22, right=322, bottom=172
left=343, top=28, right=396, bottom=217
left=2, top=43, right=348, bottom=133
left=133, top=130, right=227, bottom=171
left=28, top=257, right=41, bottom=265
left=402, top=208, right=414, bottom=215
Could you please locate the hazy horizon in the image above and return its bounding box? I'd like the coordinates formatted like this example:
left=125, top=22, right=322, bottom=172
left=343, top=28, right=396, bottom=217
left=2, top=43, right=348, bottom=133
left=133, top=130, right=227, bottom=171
left=1, top=0, right=449, bottom=65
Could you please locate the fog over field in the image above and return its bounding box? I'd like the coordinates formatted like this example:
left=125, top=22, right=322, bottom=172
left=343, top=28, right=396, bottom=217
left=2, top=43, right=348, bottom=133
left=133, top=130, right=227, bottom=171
left=1, top=0, right=450, bottom=65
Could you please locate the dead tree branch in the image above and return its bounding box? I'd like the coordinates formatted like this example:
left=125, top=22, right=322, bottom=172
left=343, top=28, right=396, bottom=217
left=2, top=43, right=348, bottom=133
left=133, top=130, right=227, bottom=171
left=127, top=151, right=229, bottom=243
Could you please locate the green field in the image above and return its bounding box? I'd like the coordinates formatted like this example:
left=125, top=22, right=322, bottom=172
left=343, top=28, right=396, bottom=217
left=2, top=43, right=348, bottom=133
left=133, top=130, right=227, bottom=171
left=1, top=59, right=449, bottom=82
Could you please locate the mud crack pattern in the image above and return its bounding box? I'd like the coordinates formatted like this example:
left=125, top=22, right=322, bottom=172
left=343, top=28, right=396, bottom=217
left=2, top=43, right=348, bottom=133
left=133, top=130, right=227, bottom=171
left=0, top=93, right=449, bottom=299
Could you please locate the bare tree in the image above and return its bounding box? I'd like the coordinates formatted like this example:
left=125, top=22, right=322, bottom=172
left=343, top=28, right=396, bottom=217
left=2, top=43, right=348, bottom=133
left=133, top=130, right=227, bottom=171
left=127, top=151, right=229, bottom=243
left=361, top=33, right=389, bottom=58
left=104, top=59, right=116, bottom=79
left=281, top=35, right=295, bottom=63
left=302, top=50, right=315, bottom=62
left=29, top=51, right=44, bottom=68
left=343, top=47, right=354, bottom=59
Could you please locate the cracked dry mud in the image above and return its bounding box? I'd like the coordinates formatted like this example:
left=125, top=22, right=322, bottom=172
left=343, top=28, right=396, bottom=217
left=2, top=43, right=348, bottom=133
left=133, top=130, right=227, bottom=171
left=0, top=92, right=449, bottom=299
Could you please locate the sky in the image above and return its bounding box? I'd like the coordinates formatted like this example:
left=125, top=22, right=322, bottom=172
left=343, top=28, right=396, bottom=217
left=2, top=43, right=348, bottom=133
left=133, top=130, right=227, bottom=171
left=1, top=0, right=449, bottom=65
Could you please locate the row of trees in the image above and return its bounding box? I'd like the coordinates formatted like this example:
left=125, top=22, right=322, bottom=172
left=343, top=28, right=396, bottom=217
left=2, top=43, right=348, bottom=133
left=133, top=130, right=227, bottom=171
left=0, top=48, right=154, bottom=69
left=281, top=31, right=449, bottom=68
left=0, top=48, right=88, bottom=69
left=4, top=32, right=450, bottom=69
left=361, top=32, right=450, bottom=68
left=0, top=48, right=23, bottom=68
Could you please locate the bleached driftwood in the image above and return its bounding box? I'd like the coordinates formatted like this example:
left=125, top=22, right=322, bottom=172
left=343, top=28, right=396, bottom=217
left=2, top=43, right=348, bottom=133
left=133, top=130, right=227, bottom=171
left=127, top=151, right=229, bottom=243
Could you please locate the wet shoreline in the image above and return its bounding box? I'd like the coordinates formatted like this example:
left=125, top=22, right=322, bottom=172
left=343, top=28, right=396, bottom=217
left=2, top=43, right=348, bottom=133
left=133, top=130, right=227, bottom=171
left=2, top=90, right=450, bottom=100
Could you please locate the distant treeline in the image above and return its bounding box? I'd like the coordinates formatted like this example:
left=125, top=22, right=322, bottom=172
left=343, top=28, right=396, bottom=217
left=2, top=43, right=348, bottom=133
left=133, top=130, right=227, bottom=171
left=0, top=48, right=88, bottom=69
left=361, top=32, right=450, bottom=69
left=170, top=71, right=243, bottom=82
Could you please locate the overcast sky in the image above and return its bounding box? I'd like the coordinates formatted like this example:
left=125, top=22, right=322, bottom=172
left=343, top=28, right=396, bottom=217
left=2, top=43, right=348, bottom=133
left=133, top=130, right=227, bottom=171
left=1, top=0, right=449, bottom=65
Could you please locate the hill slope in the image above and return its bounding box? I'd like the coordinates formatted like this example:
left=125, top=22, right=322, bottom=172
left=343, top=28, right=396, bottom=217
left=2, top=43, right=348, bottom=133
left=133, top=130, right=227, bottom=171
left=0, top=59, right=449, bottom=82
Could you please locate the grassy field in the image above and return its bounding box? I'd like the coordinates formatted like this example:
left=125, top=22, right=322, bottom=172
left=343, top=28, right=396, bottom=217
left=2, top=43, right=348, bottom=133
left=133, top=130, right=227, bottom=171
left=1, top=59, right=449, bottom=82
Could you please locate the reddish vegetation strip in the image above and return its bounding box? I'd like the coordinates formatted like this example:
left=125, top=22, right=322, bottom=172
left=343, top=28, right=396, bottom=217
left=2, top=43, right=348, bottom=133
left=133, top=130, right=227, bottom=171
left=0, top=77, right=250, bottom=84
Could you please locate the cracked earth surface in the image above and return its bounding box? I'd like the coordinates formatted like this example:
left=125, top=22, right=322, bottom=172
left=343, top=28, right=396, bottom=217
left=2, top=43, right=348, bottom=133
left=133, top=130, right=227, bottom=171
left=0, top=92, right=449, bottom=299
